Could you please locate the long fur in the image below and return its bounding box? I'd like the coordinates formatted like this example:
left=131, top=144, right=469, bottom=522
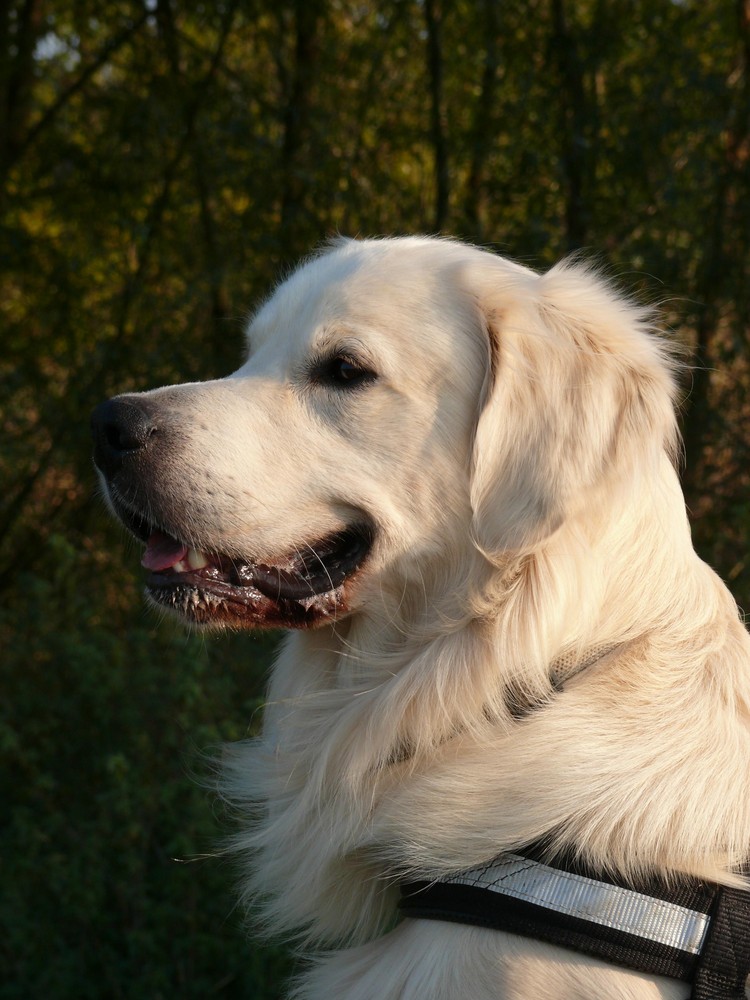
left=176, top=237, right=749, bottom=999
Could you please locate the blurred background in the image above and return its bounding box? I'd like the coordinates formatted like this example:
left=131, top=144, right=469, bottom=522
left=1, top=0, right=749, bottom=996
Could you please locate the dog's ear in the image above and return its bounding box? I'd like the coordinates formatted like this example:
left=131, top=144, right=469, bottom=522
left=469, top=260, right=680, bottom=557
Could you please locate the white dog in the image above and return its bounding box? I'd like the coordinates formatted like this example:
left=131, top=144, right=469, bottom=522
left=92, top=237, right=750, bottom=999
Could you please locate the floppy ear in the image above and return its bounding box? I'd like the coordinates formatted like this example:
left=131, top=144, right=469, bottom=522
left=469, top=260, right=680, bottom=557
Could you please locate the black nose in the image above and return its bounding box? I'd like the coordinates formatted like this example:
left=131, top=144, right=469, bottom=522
left=91, top=395, right=158, bottom=477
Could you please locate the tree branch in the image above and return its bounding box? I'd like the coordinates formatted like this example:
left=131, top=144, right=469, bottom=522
left=6, top=10, right=150, bottom=178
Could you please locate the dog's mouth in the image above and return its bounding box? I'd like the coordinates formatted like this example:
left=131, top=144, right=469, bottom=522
left=114, top=502, right=373, bottom=628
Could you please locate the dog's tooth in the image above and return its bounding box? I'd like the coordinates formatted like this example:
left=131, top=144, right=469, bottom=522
left=173, top=559, right=187, bottom=573
left=186, top=548, right=209, bottom=570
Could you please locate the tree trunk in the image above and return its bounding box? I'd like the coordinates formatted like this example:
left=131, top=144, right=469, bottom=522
left=462, top=0, right=502, bottom=242
left=278, top=1, right=324, bottom=261
left=550, top=0, right=590, bottom=251
left=424, top=0, right=449, bottom=231
left=0, top=0, right=42, bottom=179
left=681, top=0, right=750, bottom=502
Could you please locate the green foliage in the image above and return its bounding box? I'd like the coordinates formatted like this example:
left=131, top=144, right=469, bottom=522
left=0, top=534, right=289, bottom=997
left=1, top=0, right=749, bottom=995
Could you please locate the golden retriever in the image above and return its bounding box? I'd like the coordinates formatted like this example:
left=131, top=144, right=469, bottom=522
left=92, top=237, right=750, bottom=999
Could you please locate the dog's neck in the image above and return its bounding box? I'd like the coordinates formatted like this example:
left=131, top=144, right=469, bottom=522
left=278, top=456, right=723, bottom=782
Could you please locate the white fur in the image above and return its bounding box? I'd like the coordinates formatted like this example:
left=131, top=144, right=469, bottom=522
left=172, top=237, right=749, bottom=998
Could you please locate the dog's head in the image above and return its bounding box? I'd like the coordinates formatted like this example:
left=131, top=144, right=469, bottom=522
left=92, top=237, right=678, bottom=630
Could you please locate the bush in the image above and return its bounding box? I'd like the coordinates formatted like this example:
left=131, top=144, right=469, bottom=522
left=0, top=534, right=291, bottom=999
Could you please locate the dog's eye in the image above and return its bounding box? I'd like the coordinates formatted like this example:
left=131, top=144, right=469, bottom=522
left=316, top=355, right=377, bottom=389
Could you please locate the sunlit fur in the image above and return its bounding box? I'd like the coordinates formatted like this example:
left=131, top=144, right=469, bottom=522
left=213, top=237, right=750, bottom=999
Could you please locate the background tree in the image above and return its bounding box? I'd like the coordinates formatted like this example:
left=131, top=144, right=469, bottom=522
left=1, top=1, right=748, bottom=996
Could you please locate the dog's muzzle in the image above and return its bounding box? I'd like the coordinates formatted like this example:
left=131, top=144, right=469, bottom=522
left=91, top=394, right=374, bottom=629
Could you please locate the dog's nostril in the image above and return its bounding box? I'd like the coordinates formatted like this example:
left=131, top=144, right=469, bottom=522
left=103, top=416, right=156, bottom=453
left=91, top=396, right=159, bottom=474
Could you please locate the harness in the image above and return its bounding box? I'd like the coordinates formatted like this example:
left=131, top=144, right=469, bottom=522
left=398, top=646, right=750, bottom=996
left=400, top=846, right=750, bottom=999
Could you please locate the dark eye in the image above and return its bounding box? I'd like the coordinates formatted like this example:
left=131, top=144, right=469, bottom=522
left=316, top=354, right=377, bottom=389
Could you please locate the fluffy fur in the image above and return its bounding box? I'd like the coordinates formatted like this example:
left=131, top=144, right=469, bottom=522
left=118, top=237, right=750, bottom=998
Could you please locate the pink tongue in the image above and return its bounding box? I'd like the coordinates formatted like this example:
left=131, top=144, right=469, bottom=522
left=141, top=531, right=189, bottom=571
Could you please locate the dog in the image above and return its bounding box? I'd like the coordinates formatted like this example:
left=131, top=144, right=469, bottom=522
left=92, top=237, right=750, bottom=999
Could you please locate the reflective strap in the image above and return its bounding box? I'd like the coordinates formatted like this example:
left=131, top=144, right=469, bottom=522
left=441, top=854, right=710, bottom=955
left=401, top=854, right=750, bottom=997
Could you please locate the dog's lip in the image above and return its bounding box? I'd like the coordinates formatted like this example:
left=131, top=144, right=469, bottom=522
left=105, top=492, right=373, bottom=601
left=104, top=492, right=374, bottom=625
left=251, top=526, right=374, bottom=600
left=142, top=522, right=373, bottom=602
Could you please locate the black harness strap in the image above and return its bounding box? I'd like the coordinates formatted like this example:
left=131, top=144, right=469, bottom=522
left=693, top=886, right=750, bottom=999
left=399, top=851, right=750, bottom=999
